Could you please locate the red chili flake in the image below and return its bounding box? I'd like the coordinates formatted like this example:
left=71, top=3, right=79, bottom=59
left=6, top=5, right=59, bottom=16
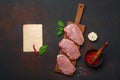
left=33, top=44, right=38, bottom=55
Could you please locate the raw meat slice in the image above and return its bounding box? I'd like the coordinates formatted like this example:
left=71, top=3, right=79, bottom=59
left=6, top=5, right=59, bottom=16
left=64, top=24, right=84, bottom=45
left=57, top=54, right=76, bottom=75
left=59, top=39, right=80, bottom=60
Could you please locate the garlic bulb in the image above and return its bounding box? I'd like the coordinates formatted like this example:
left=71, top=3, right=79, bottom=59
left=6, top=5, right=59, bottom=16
left=88, top=32, right=98, bottom=41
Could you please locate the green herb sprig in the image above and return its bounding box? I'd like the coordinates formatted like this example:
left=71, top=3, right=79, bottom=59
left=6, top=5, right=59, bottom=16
left=38, top=44, right=48, bottom=55
left=56, top=20, right=65, bottom=37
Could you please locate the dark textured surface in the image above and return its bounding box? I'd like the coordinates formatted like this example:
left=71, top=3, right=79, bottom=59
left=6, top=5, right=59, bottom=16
left=0, top=0, right=120, bottom=80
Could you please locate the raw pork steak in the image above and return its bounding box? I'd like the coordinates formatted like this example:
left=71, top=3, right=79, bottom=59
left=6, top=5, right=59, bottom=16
left=59, top=39, right=80, bottom=60
left=64, top=24, right=84, bottom=45
left=57, top=54, right=76, bottom=75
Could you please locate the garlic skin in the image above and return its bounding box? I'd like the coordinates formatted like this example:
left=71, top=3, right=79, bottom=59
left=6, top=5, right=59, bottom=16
left=88, top=32, right=98, bottom=41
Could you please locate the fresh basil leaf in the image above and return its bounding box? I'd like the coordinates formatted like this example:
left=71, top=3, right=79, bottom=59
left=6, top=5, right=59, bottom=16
left=57, top=20, right=64, bottom=27
left=56, top=20, right=65, bottom=37
left=57, top=27, right=64, bottom=31
left=38, top=44, right=48, bottom=55
left=56, top=30, right=63, bottom=37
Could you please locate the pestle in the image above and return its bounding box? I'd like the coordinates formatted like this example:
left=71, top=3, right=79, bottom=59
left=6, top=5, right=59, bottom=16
left=91, top=42, right=109, bottom=64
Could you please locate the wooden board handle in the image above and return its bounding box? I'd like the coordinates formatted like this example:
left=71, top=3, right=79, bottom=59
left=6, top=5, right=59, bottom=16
left=75, top=4, right=85, bottom=24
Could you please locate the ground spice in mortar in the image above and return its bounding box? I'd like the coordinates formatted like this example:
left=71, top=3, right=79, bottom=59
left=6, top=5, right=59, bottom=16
left=85, top=50, right=100, bottom=65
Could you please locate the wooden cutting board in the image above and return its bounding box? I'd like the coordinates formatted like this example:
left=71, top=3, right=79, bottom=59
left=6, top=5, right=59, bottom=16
left=55, top=3, right=85, bottom=76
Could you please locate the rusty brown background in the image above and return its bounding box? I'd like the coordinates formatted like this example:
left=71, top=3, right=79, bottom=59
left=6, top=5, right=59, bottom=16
left=0, top=0, right=120, bottom=80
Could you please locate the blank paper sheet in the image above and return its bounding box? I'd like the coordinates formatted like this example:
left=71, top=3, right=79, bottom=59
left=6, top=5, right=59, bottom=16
left=23, top=24, right=43, bottom=52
